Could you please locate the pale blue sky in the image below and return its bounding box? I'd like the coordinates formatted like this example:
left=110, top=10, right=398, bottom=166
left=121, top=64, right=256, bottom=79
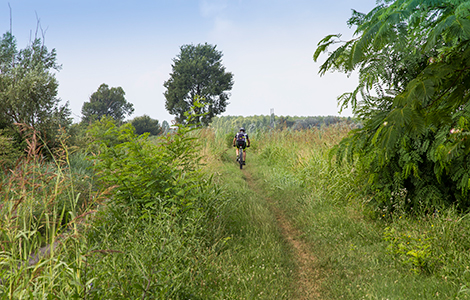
left=1, top=0, right=377, bottom=123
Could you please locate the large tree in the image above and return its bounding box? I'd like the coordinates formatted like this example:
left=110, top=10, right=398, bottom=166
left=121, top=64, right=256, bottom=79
left=0, top=31, right=71, bottom=151
left=315, top=0, right=470, bottom=210
left=164, top=43, right=234, bottom=125
left=81, top=83, right=134, bottom=124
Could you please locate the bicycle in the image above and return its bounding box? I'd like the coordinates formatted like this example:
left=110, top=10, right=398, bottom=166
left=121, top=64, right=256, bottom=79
left=236, top=144, right=249, bottom=169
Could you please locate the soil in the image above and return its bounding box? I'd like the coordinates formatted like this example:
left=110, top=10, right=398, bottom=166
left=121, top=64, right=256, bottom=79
left=243, top=170, right=322, bottom=300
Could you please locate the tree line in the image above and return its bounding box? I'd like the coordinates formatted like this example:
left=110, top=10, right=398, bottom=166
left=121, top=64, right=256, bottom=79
left=210, top=115, right=358, bottom=136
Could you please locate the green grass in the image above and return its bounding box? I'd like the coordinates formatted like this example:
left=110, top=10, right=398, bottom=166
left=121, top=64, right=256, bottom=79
left=198, top=161, right=296, bottom=299
left=0, top=150, right=98, bottom=299
left=0, top=124, right=297, bottom=299
left=249, top=126, right=470, bottom=299
left=6, top=123, right=470, bottom=299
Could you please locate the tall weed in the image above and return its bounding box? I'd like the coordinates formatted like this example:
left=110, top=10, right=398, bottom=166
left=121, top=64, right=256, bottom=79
left=0, top=136, right=100, bottom=298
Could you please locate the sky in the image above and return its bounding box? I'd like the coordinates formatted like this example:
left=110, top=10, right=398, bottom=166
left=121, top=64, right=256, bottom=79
left=0, top=0, right=377, bottom=123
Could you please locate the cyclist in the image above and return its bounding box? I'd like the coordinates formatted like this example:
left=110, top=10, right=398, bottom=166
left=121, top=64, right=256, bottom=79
left=233, top=127, right=250, bottom=165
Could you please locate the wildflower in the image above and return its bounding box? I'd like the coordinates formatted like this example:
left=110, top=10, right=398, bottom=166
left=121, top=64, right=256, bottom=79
left=383, top=121, right=388, bottom=126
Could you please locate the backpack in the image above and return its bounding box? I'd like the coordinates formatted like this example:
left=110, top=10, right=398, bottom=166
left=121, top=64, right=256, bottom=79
left=236, top=132, right=246, bottom=142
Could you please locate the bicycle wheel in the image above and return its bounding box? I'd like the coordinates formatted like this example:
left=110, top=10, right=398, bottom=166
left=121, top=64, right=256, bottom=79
left=239, top=146, right=244, bottom=169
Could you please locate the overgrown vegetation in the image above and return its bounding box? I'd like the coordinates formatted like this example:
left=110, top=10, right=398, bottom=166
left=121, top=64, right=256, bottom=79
left=4, top=117, right=470, bottom=298
left=0, top=115, right=297, bottom=299
left=315, top=0, right=470, bottom=211
left=6, top=1, right=470, bottom=298
left=251, top=125, right=470, bottom=299
left=0, top=135, right=98, bottom=298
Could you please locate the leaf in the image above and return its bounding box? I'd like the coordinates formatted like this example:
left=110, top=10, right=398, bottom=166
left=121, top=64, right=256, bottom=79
left=313, top=34, right=342, bottom=62
left=410, top=79, right=435, bottom=102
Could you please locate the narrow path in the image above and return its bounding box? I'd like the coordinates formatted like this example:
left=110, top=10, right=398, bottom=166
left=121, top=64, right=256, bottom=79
left=242, top=170, right=322, bottom=300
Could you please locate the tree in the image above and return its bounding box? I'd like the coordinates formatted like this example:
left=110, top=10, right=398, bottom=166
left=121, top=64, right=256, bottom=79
left=315, top=0, right=470, bottom=211
left=164, top=43, right=234, bottom=125
left=130, top=115, right=162, bottom=136
left=81, top=84, right=134, bottom=124
left=0, top=31, right=71, bottom=153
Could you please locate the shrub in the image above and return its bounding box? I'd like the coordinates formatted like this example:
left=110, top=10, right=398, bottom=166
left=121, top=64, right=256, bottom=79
left=88, top=118, right=213, bottom=212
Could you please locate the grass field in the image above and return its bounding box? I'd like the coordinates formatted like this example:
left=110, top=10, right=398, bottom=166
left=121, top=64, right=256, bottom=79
left=2, top=124, right=470, bottom=299
left=245, top=125, right=470, bottom=299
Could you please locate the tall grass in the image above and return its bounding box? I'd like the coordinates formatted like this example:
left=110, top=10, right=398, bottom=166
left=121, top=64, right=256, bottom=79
left=8, top=120, right=470, bottom=299
left=0, top=121, right=296, bottom=299
left=196, top=153, right=296, bottom=299
left=251, top=124, right=470, bottom=299
left=0, top=144, right=100, bottom=298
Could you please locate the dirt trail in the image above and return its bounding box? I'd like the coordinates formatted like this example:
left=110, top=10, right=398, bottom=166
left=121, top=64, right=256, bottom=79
left=242, top=170, right=322, bottom=300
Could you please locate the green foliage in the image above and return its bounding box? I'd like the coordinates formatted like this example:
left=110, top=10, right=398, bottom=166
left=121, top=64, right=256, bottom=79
left=0, top=142, right=98, bottom=298
left=81, top=83, right=134, bottom=124
left=85, top=205, right=217, bottom=299
left=383, top=227, right=437, bottom=274
left=88, top=114, right=208, bottom=211
left=67, top=121, right=91, bottom=150
left=253, top=127, right=470, bottom=298
left=0, top=31, right=72, bottom=154
left=164, top=43, right=234, bottom=125
left=130, top=114, right=162, bottom=135
left=315, top=0, right=470, bottom=211
left=0, top=111, right=228, bottom=298
left=0, top=130, right=23, bottom=170
left=82, top=112, right=241, bottom=298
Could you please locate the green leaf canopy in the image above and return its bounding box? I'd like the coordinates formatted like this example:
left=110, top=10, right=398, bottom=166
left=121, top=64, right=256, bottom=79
left=81, top=83, right=134, bottom=124
left=0, top=31, right=71, bottom=151
left=130, top=115, right=161, bottom=136
left=164, top=43, right=234, bottom=126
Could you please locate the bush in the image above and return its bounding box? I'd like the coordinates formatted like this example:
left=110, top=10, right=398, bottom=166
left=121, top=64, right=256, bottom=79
left=83, top=117, right=225, bottom=298
left=88, top=118, right=214, bottom=212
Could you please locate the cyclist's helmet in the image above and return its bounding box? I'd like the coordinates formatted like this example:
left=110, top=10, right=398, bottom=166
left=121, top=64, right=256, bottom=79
left=240, top=127, right=245, bottom=132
